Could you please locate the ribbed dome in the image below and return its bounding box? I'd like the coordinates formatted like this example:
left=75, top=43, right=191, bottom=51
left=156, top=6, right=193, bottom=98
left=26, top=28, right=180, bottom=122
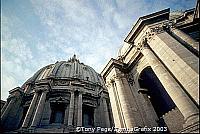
left=22, top=55, right=105, bottom=88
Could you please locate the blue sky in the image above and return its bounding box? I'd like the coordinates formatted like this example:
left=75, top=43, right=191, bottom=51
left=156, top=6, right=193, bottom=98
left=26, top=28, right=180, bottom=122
left=1, top=0, right=196, bottom=100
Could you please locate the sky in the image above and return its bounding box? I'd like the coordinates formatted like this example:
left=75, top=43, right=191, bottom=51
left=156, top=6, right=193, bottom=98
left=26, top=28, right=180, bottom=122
left=1, top=0, right=196, bottom=100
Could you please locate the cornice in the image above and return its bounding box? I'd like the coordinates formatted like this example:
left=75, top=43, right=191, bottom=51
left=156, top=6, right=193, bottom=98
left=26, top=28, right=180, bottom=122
left=124, top=8, right=170, bottom=43
left=100, top=58, right=125, bottom=79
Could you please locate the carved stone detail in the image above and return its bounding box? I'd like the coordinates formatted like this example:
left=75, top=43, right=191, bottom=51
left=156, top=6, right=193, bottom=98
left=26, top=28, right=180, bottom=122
left=83, top=98, right=97, bottom=107
left=125, top=73, right=135, bottom=86
left=84, top=83, right=96, bottom=90
left=49, top=96, right=69, bottom=104
left=54, top=80, right=70, bottom=86
left=105, top=83, right=111, bottom=89
left=33, top=84, right=49, bottom=92
left=49, top=91, right=70, bottom=99
left=110, top=70, right=126, bottom=82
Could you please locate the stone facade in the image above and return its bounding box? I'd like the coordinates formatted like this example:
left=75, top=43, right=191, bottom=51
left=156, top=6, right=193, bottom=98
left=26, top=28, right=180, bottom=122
left=1, top=55, right=114, bottom=133
left=1, top=1, right=199, bottom=133
left=101, top=1, right=199, bottom=133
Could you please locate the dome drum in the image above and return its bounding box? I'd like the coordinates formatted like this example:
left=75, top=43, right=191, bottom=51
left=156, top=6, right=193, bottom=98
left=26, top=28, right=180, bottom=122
left=0, top=55, right=113, bottom=133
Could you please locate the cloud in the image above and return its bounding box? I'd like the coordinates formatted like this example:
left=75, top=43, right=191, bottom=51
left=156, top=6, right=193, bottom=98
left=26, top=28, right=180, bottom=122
left=1, top=15, right=35, bottom=100
left=1, top=0, right=196, bottom=100
left=2, top=39, right=33, bottom=60
left=1, top=35, right=33, bottom=70
left=29, top=0, right=122, bottom=71
left=1, top=74, right=18, bottom=100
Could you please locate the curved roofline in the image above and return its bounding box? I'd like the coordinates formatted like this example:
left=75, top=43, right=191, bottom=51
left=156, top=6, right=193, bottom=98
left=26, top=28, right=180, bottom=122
left=21, top=58, right=104, bottom=89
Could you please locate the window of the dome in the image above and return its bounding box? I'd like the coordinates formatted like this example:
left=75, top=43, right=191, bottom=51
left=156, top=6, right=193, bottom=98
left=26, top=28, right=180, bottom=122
left=50, top=103, right=65, bottom=124
left=82, top=105, right=94, bottom=127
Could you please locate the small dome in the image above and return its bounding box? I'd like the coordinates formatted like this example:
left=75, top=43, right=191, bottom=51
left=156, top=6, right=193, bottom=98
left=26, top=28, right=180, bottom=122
left=22, top=55, right=105, bottom=88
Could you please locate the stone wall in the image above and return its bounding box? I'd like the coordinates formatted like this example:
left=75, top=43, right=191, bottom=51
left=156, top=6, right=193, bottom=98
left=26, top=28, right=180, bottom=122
left=163, top=107, right=184, bottom=133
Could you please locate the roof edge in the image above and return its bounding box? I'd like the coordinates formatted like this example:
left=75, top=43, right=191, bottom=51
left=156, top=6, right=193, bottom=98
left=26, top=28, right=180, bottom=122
left=124, top=8, right=170, bottom=43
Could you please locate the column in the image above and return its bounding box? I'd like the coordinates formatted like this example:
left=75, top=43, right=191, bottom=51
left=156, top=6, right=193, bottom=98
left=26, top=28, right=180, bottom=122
left=147, top=31, right=199, bottom=105
left=141, top=46, right=199, bottom=127
left=67, top=92, right=74, bottom=126
left=1, top=98, right=16, bottom=123
left=106, top=82, right=122, bottom=128
left=102, top=97, right=110, bottom=127
left=114, top=76, right=135, bottom=128
left=170, top=28, right=199, bottom=52
left=30, top=90, right=48, bottom=128
left=77, top=92, right=82, bottom=126
left=21, top=91, right=39, bottom=128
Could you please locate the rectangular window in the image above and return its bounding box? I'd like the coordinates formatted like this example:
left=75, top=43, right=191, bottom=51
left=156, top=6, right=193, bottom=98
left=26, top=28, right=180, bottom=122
left=50, top=103, right=65, bottom=124
left=82, top=105, right=94, bottom=127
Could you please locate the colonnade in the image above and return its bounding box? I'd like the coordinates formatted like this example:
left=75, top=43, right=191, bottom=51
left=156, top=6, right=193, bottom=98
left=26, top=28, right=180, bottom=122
left=20, top=89, right=83, bottom=128
left=0, top=87, right=111, bottom=129
left=106, top=71, right=139, bottom=128
left=141, top=44, right=199, bottom=127
left=105, top=29, right=199, bottom=130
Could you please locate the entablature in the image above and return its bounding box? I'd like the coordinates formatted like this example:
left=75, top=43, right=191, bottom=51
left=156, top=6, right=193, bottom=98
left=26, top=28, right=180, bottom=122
left=101, top=58, right=125, bottom=80
left=125, top=8, right=170, bottom=44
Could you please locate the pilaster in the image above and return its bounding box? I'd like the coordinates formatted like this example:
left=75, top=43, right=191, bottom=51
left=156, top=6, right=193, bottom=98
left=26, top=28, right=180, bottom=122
left=30, top=87, right=48, bottom=128
left=77, top=92, right=82, bottom=126
left=105, top=81, right=123, bottom=128
left=113, top=73, right=136, bottom=128
left=22, top=91, right=39, bottom=128
left=67, top=91, right=74, bottom=126
left=102, top=94, right=110, bottom=127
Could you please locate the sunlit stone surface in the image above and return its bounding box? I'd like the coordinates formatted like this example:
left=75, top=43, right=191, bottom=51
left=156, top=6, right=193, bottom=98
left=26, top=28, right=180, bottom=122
left=1, top=1, right=199, bottom=133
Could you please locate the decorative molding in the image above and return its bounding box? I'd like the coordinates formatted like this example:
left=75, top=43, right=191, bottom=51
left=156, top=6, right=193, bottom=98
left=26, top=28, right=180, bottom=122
left=33, top=85, right=49, bottom=93
left=136, top=21, right=173, bottom=51
left=7, top=87, right=24, bottom=101
left=147, top=21, right=173, bottom=40
left=54, top=80, right=70, bottom=86
left=124, top=8, right=170, bottom=43
left=35, top=78, right=51, bottom=85
left=113, top=72, right=126, bottom=80
left=49, top=96, right=69, bottom=104
left=83, top=98, right=97, bottom=107
left=105, top=83, right=111, bottom=89
left=49, top=91, right=70, bottom=99
left=84, top=83, right=96, bottom=90
left=9, top=87, right=23, bottom=95
left=101, top=58, right=124, bottom=79
left=70, top=81, right=84, bottom=87
left=102, top=92, right=109, bottom=99
left=125, top=73, right=135, bottom=86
